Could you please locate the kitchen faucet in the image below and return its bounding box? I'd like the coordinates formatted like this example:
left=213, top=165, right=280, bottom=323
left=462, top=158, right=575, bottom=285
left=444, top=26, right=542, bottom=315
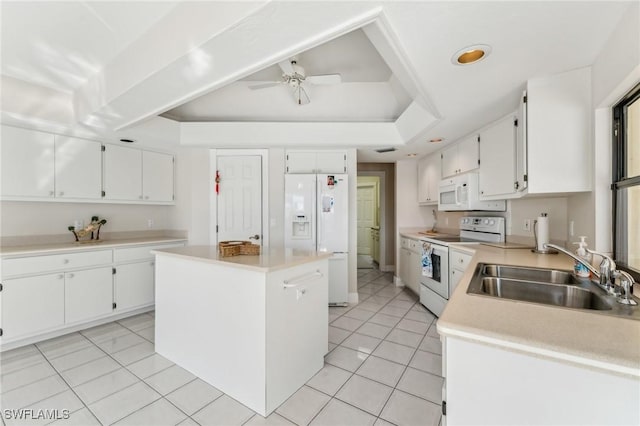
left=544, top=243, right=637, bottom=306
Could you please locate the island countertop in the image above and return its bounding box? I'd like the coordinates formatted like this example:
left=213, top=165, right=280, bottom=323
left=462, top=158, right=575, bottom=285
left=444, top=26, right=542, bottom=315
left=152, top=245, right=333, bottom=272
left=437, top=244, right=640, bottom=377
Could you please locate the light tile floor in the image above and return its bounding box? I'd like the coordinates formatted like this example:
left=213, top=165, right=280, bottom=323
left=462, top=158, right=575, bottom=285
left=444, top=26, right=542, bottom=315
left=0, top=268, right=442, bottom=426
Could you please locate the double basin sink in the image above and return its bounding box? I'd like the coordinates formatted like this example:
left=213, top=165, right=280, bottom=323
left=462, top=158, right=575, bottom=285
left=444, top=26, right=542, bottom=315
left=467, top=264, right=640, bottom=320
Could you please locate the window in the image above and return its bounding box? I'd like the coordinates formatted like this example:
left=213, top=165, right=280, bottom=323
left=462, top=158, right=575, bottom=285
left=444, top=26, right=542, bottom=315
left=613, top=84, right=640, bottom=280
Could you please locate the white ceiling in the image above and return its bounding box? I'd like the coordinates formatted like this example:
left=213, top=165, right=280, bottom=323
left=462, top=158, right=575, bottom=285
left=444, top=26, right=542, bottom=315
left=0, top=1, right=636, bottom=162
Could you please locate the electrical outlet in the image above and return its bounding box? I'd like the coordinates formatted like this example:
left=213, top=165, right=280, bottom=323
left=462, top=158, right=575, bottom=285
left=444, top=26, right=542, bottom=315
left=523, top=219, right=531, bottom=232
left=147, top=219, right=154, bottom=229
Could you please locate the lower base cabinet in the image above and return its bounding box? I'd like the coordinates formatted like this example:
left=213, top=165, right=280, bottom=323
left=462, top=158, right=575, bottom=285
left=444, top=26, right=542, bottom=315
left=114, top=261, right=155, bottom=311
left=65, top=267, right=114, bottom=324
left=1, top=274, right=65, bottom=339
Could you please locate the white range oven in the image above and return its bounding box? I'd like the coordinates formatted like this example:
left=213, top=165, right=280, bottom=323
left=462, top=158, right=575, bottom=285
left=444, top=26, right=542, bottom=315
left=419, top=217, right=505, bottom=316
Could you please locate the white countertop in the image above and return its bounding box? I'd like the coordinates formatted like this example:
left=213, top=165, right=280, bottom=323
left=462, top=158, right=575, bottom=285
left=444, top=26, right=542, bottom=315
left=152, top=245, right=332, bottom=273
left=0, top=237, right=187, bottom=257
left=436, top=244, right=640, bottom=377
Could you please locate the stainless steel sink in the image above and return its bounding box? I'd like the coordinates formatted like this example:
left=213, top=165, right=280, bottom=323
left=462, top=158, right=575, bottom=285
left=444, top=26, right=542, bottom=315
left=482, top=265, right=580, bottom=285
left=467, top=263, right=640, bottom=320
left=480, top=277, right=611, bottom=310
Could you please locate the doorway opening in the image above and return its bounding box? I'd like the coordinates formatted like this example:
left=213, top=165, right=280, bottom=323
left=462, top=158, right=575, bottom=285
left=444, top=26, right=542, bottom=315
left=357, top=176, right=380, bottom=269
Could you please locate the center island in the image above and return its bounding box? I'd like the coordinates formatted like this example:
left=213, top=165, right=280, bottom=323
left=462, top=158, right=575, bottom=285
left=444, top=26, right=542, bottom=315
left=151, top=245, right=331, bottom=416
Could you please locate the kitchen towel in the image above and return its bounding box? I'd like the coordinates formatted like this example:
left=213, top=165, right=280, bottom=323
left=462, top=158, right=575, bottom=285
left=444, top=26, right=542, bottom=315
left=422, top=242, right=433, bottom=277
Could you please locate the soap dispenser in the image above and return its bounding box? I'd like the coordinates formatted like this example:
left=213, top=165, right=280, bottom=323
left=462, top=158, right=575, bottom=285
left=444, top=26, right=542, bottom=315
left=572, top=236, right=593, bottom=278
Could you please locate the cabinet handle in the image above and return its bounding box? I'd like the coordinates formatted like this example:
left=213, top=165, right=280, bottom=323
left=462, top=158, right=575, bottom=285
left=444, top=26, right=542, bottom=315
left=459, top=259, right=464, bottom=263
left=59, top=191, right=64, bottom=196
left=139, top=195, right=143, bottom=199
left=63, top=259, right=69, bottom=264
left=144, top=196, right=149, bottom=200
left=67, top=273, right=74, bottom=279
left=49, top=191, right=55, bottom=196
left=150, top=262, right=155, bottom=266
left=57, top=274, right=64, bottom=280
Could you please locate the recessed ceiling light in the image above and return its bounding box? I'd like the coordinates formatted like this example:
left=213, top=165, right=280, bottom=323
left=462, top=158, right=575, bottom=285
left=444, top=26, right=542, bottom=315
left=429, top=137, right=444, bottom=143
left=407, top=153, right=417, bottom=157
left=452, top=44, right=491, bottom=65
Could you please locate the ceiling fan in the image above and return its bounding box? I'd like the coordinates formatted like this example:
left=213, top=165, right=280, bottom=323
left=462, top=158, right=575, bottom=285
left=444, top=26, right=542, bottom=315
left=248, top=58, right=342, bottom=105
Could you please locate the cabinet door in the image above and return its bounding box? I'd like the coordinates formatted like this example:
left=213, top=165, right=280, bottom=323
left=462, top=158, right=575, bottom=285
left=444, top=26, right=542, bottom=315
left=479, top=115, right=517, bottom=198
left=516, top=91, right=528, bottom=192
left=409, top=250, right=421, bottom=295
left=417, top=156, right=429, bottom=203
left=315, top=152, right=346, bottom=173
left=54, top=136, right=102, bottom=199
left=399, top=247, right=410, bottom=285
left=1, top=125, right=55, bottom=198
left=65, top=267, right=113, bottom=324
left=458, top=135, right=480, bottom=174
left=286, top=152, right=316, bottom=173
left=425, top=153, right=441, bottom=202
left=142, top=151, right=174, bottom=202
left=103, top=145, right=142, bottom=201
left=114, top=261, right=155, bottom=311
left=441, top=145, right=458, bottom=178
left=1, top=274, right=64, bottom=339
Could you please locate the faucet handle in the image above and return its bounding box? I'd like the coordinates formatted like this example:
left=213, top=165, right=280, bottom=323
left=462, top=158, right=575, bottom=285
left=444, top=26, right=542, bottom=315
left=586, top=249, right=616, bottom=272
left=614, top=271, right=637, bottom=306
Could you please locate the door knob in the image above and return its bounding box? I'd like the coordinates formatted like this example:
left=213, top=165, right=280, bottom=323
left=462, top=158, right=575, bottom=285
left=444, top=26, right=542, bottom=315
left=249, top=234, right=260, bottom=240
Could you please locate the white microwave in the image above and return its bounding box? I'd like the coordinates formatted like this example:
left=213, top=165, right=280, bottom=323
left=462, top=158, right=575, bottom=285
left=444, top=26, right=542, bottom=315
left=438, top=172, right=506, bottom=211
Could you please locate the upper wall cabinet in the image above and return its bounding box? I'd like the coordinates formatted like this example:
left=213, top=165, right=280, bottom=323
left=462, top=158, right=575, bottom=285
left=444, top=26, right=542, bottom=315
left=1, top=126, right=55, bottom=198
left=478, top=114, right=518, bottom=199
left=286, top=151, right=347, bottom=174
left=441, top=135, right=479, bottom=178
left=103, top=145, right=174, bottom=203
left=1, top=126, right=101, bottom=200
left=417, top=152, right=441, bottom=204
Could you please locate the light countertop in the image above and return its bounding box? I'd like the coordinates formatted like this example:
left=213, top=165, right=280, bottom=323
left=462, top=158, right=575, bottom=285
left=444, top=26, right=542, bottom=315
left=436, top=244, right=640, bottom=377
left=0, top=237, right=187, bottom=257
left=152, top=245, right=332, bottom=273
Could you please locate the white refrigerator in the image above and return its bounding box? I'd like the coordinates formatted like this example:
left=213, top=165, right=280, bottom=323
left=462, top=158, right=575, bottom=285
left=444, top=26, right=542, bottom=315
left=285, top=174, right=349, bottom=306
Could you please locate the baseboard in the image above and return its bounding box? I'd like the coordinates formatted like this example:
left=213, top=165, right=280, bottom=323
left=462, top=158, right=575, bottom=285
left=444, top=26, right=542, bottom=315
left=393, top=276, right=405, bottom=287
left=380, top=264, right=395, bottom=272
left=348, top=292, right=359, bottom=305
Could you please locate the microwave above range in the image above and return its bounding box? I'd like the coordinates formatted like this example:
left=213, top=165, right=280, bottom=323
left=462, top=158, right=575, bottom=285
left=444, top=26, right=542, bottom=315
left=438, top=172, right=506, bottom=212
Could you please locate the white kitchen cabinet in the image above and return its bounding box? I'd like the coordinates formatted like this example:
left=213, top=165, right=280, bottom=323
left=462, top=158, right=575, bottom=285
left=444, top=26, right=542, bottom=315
left=54, top=135, right=102, bottom=199
left=441, top=135, right=479, bottom=178
left=103, top=144, right=143, bottom=201
left=65, top=267, right=113, bottom=324
left=418, top=152, right=441, bottom=204
left=1, top=125, right=55, bottom=198
left=143, top=151, right=174, bottom=202
left=515, top=90, right=528, bottom=192
left=286, top=151, right=347, bottom=173
left=1, top=274, right=65, bottom=339
left=478, top=114, right=518, bottom=199
left=114, top=261, right=155, bottom=311
left=444, top=336, right=639, bottom=425
left=449, top=248, right=472, bottom=294
left=399, top=238, right=411, bottom=286
left=408, top=242, right=421, bottom=295
left=104, top=145, right=174, bottom=203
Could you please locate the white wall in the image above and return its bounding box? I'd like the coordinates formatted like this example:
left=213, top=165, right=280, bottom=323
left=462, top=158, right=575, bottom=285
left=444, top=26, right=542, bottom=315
left=1, top=201, right=171, bottom=237
left=568, top=0, right=640, bottom=253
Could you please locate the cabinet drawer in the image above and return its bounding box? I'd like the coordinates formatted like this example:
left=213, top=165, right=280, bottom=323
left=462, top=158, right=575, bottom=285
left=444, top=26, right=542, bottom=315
left=2, top=250, right=112, bottom=277
left=450, top=250, right=472, bottom=271
left=114, top=243, right=184, bottom=263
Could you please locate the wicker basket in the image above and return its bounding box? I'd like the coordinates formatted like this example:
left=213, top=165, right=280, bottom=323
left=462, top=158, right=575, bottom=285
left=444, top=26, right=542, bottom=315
left=218, top=241, right=261, bottom=257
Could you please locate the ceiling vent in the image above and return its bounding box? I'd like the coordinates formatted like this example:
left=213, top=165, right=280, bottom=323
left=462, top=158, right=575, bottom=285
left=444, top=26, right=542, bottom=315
left=375, top=147, right=396, bottom=153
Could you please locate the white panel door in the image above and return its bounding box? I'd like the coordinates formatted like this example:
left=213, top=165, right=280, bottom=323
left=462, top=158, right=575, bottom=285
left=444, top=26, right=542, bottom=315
left=217, top=156, right=263, bottom=244
left=479, top=115, right=517, bottom=198
left=1, top=125, right=55, bottom=198
left=103, top=145, right=142, bottom=201
left=357, top=185, right=376, bottom=255
left=65, top=267, right=113, bottom=323
left=54, top=136, right=102, bottom=199
left=1, top=274, right=64, bottom=339
left=115, top=261, right=155, bottom=311
left=143, top=151, right=174, bottom=202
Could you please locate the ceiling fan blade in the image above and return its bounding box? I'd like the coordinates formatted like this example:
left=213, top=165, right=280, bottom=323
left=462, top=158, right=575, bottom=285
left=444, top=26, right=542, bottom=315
left=278, top=60, right=295, bottom=75
left=306, top=74, right=342, bottom=85
left=248, top=81, right=282, bottom=90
